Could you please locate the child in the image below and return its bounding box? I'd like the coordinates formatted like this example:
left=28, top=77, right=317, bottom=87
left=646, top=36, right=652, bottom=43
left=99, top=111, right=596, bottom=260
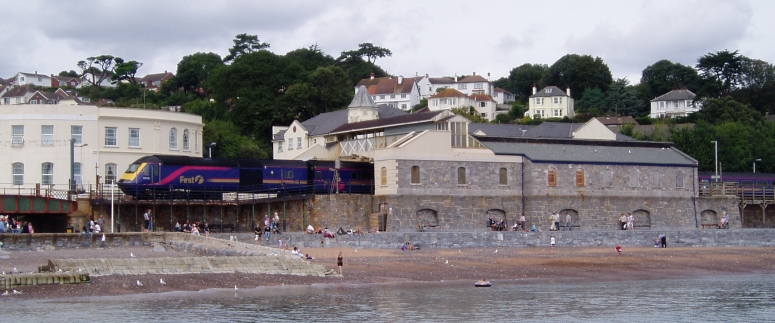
left=550, top=235, right=556, bottom=251
left=616, top=245, right=622, bottom=256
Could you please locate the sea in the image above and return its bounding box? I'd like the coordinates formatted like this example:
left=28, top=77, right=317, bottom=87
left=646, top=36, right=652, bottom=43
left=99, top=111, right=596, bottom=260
left=2, top=274, right=774, bottom=322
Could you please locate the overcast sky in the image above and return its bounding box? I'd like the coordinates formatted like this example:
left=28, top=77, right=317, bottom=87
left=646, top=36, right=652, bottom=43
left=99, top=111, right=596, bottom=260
left=2, top=0, right=774, bottom=85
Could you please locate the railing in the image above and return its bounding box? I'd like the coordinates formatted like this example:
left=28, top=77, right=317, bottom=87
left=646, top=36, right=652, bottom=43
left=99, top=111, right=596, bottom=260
left=339, top=134, right=406, bottom=157
left=0, top=186, right=74, bottom=201
left=699, top=182, right=775, bottom=203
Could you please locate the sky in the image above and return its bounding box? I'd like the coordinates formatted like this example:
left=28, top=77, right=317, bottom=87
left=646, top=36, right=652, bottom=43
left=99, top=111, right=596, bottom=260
left=2, top=0, right=774, bottom=85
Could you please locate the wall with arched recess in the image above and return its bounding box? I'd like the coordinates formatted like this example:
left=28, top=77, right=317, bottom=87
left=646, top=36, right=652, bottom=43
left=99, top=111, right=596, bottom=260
left=559, top=209, right=579, bottom=229
left=632, top=209, right=651, bottom=228
left=416, top=209, right=439, bottom=227
left=700, top=210, right=718, bottom=225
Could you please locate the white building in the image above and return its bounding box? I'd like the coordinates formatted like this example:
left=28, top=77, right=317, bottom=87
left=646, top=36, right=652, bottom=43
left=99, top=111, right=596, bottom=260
left=427, top=89, right=504, bottom=121
left=493, top=87, right=515, bottom=104
left=525, top=86, right=575, bottom=119
left=0, top=105, right=203, bottom=191
left=649, top=89, right=700, bottom=118
left=354, top=74, right=421, bottom=111
left=8, top=72, right=52, bottom=87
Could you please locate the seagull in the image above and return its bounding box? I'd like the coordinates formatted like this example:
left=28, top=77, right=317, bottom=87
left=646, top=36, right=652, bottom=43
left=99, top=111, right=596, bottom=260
left=12, top=290, right=21, bottom=295
left=1, top=291, right=8, bottom=296
left=12, top=268, right=17, bottom=274
left=57, top=269, right=63, bottom=273
left=234, top=285, right=238, bottom=290
left=445, top=260, right=449, bottom=264
left=494, top=249, right=498, bottom=253
left=78, top=268, right=82, bottom=272
left=136, top=280, right=143, bottom=287
left=130, top=253, right=135, bottom=258
left=160, top=278, right=166, bottom=285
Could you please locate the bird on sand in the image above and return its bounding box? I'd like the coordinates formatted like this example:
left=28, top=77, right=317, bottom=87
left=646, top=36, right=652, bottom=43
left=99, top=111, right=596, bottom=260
left=160, top=278, right=166, bottom=285
left=445, top=260, right=449, bottom=264
left=130, top=253, right=135, bottom=258
left=493, top=249, right=498, bottom=253
left=1, top=291, right=8, bottom=296
left=12, top=290, right=21, bottom=295
left=234, top=285, right=238, bottom=290
left=136, top=280, right=143, bottom=287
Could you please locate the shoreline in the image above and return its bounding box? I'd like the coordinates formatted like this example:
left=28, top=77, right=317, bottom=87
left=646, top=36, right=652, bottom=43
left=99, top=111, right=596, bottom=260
left=2, top=246, right=774, bottom=300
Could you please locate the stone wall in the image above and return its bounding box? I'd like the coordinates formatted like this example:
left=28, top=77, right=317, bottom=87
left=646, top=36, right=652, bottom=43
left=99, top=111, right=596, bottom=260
left=307, top=194, right=374, bottom=231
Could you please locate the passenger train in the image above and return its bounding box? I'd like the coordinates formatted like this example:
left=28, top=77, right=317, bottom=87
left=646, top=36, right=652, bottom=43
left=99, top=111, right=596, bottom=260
left=698, top=171, right=775, bottom=199
left=117, top=155, right=374, bottom=199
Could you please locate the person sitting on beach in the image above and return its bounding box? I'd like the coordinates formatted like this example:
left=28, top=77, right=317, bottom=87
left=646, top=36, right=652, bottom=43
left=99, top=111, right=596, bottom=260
left=530, top=225, right=541, bottom=233
left=323, top=228, right=335, bottom=238
left=191, top=224, right=200, bottom=235
left=355, top=226, right=364, bottom=236
left=306, top=224, right=315, bottom=234
left=174, top=221, right=181, bottom=232
left=182, top=221, right=191, bottom=233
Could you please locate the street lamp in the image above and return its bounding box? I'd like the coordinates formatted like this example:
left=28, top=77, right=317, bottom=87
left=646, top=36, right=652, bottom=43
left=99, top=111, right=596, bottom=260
left=711, top=140, right=719, bottom=182
left=754, top=158, right=762, bottom=173
left=208, top=142, right=216, bottom=158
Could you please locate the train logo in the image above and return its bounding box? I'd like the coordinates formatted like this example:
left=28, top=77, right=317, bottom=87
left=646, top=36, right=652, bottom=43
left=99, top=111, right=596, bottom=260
left=179, top=175, right=204, bottom=184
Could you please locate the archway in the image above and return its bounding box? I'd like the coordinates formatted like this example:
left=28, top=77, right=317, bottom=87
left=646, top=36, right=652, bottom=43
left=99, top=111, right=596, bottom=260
left=416, top=209, right=438, bottom=228
left=485, top=209, right=506, bottom=227
left=632, top=209, right=651, bottom=228
left=700, top=210, right=718, bottom=227
left=559, top=209, right=579, bottom=230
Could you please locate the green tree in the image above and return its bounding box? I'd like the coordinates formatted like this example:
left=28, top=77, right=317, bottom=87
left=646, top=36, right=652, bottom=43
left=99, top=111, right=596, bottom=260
left=604, top=78, right=642, bottom=116
left=451, top=107, right=489, bottom=123
left=507, top=63, right=547, bottom=101
left=575, top=87, right=606, bottom=115
left=282, top=66, right=353, bottom=121
left=284, top=44, right=337, bottom=75
left=640, top=59, right=700, bottom=98
left=411, top=98, right=428, bottom=112
left=338, top=42, right=392, bottom=64
left=112, top=59, right=143, bottom=85
left=203, top=119, right=269, bottom=159
left=696, top=50, right=743, bottom=97
left=58, top=70, right=79, bottom=77
left=693, top=96, right=764, bottom=127
left=732, top=57, right=775, bottom=114
left=541, top=54, right=612, bottom=99
left=184, top=99, right=228, bottom=122
left=336, top=55, right=389, bottom=86
left=175, top=52, right=224, bottom=96
left=223, top=33, right=270, bottom=63
left=77, top=55, right=120, bottom=87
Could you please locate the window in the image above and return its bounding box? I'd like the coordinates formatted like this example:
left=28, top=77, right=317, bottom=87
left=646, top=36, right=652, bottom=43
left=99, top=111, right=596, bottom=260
left=379, top=95, right=385, bottom=100
left=41, top=125, right=54, bottom=145
left=194, top=130, right=199, bottom=152
left=553, top=97, right=559, bottom=104
left=104, top=127, right=117, bottom=146
left=535, top=98, right=543, bottom=105
left=277, top=142, right=283, bottom=152
left=74, top=162, right=82, bottom=187
left=450, top=122, right=468, bottom=148
left=545, top=88, right=553, bottom=93
left=3, top=98, right=9, bottom=104
left=390, top=94, right=395, bottom=99
left=288, top=138, right=294, bottom=150
left=30, top=100, right=38, bottom=104
left=105, top=163, right=117, bottom=184
left=603, top=169, right=613, bottom=187
left=401, top=94, right=406, bottom=98
left=629, top=169, right=639, bottom=187
left=401, top=104, right=407, bottom=110
left=457, top=167, right=467, bottom=185
left=659, top=102, right=665, bottom=109
left=297, top=137, right=302, bottom=149
left=411, top=166, right=420, bottom=184
left=479, top=101, right=486, bottom=107
left=675, top=171, right=684, bottom=188
left=12, top=162, right=23, bottom=185
left=169, top=128, right=178, bottom=150
left=12, top=125, right=24, bottom=145
left=652, top=172, right=661, bottom=188
left=41, top=162, right=53, bottom=185
left=284, top=170, right=294, bottom=179
left=71, top=125, right=83, bottom=144
left=474, top=83, right=483, bottom=89
left=575, top=169, right=585, bottom=186
left=128, top=128, right=140, bottom=147
left=499, top=168, right=508, bottom=185
left=381, top=167, right=387, bottom=186
left=553, top=109, right=560, bottom=117
left=548, top=168, right=557, bottom=187
left=458, top=84, right=467, bottom=90
left=182, top=129, right=190, bottom=151
left=674, top=101, right=679, bottom=108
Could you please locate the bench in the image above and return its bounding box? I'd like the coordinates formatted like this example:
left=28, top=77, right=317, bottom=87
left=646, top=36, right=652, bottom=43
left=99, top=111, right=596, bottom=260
left=701, top=223, right=718, bottom=229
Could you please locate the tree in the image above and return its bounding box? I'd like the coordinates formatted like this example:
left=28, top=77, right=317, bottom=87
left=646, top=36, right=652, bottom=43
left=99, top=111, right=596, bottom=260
left=284, top=44, right=336, bottom=75
left=411, top=98, right=428, bottom=112
left=732, top=57, right=775, bottom=114
left=451, top=107, right=489, bottom=123
left=604, top=78, right=642, bottom=116
left=541, top=54, right=612, bottom=99
left=78, top=55, right=122, bottom=87
left=112, top=58, right=143, bottom=85
left=282, top=66, right=353, bottom=121
left=507, top=63, right=547, bottom=101
left=336, top=55, right=389, bottom=86
left=696, top=50, right=743, bottom=97
left=58, top=70, right=79, bottom=77
left=640, top=59, right=700, bottom=98
left=575, top=87, right=606, bottom=115
left=203, top=119, right=269, bottom=159
left=175, top=52, right=224, bottom=95
left=338, top=43, right=392, bottom=64
left=693, top=96, right=765, bottom=127
left=223, top=34, right=270, bottom=63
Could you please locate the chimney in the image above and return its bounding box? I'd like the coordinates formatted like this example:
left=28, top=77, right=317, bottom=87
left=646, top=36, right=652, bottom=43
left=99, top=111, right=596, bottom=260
left=532, top=84, right=537, bottom=95
left=35, top=71, right=38, bottom=75
left=454, top=73, right=458, bottom=82
left=473, top=72, right=476, bottom=76
left=370, top=73, right=374, bottom=79
left=425, top=74, right=429, bottom=78
left=566, top=87, right=571, bottom=97
left=398, top=75, right=403, bottom=85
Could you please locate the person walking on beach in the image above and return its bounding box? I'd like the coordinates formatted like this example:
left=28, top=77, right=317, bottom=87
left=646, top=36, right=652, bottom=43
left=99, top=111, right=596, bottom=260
left=616, top=245, right=622, bottom=256
left=519, top=213, right=526, bottom=231
left=626, top=213, right=634, bottom=230
left=143, top=209, right=152, bottom=232
left=550, top=235, right=556, bottom=251
left=619, top=213, right=627, bottom=230
left=553, top=212, right=560, bottom=232
left=660, top=234, right=667, bottom=248
left=565, top=213, right=572, bottom=231
left=337, top=251, right=343, bottom=275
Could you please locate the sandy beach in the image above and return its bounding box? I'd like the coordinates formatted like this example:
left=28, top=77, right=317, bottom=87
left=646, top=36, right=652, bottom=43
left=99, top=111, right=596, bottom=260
left=2, top=245, right=774, bottom=300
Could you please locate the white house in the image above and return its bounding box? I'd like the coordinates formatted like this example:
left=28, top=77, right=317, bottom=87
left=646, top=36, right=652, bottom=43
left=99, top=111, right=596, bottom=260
left=9, top=72, right=52, bottom=87
left=354, top=74, right=421, bottom=111
left=649, top=89, right=700, bottom=118
left=427, top=89, right=504, bottom=121
left=0, top=105, right=203, bottom=191
left=493, top=87, right=515, bottom=104
left=0, top=86, right=36, bottom=105
left=525, top=86, right=575, bottom=119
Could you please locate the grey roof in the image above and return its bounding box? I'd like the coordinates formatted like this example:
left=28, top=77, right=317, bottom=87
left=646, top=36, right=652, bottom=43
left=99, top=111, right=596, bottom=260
left=301, top=105, right=408, bottom=136
left=530, top=86, right=568, bottom=98
left=651, top=89, right=696, bottom=102
left=349, top=85, right=378, bottom=108
left=468, top=123, right=536, bottom=137
left=470, top=122, right=636, bottom=141
left=482, top=141, right=696, bottom=166
left=429, top=77, right=455, bottom=84
left=0, top=77, right=6, bottom=85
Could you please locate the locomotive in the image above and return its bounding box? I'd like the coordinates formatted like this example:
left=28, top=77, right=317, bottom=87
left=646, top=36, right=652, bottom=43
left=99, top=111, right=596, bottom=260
left=117, top=155, right=374, bottom=199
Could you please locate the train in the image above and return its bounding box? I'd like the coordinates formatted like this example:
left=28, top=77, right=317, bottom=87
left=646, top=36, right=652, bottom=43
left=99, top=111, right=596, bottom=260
left=698, top=171, right=775, bottom=199
left=117, top=155, right=374, bottom=199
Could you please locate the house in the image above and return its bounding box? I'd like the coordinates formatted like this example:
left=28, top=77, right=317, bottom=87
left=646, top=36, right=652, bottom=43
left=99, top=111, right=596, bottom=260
left=525, top=85, right=575, bottom=119
left=138, top=71, right=175, bottom=92
left=54, top=88, right=91, bottom=105
left=649, top=89, right=700, bottom=118
left=355, top=74, right=422, bottom=111
left=469, top=93, right=504, bottom=121
left=428, top=88, right=470, bottom=111
left=414, top=73, right=496, bottom=99
left=0, top=85, right=36, bottom=105
left=8, top=72, right=51, bottom=87
left=493, top=87, right=515, bottom=104
left=27, top=91, right=61, bottom=105
left=454, top=74, right=494, bottom=96
left=51, top=75, right=81, bottom=88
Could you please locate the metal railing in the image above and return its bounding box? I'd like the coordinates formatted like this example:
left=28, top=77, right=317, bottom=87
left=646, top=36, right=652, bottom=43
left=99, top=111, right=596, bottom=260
left=699, top=182, right=775, bottom=203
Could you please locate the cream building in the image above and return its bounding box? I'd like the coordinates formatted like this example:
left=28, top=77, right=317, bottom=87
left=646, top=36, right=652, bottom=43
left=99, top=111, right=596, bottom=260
left=525, top=86, right=575, bottom=119
left=0, top=104, right=203, bottom=191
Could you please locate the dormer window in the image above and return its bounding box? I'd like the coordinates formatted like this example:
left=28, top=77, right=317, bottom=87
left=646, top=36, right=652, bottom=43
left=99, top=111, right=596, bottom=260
left=545, top=88, right=552, bottom=93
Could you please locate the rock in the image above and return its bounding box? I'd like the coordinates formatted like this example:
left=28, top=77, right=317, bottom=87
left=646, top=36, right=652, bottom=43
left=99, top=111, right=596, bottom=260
left=152, top=244, right=167, bottom=252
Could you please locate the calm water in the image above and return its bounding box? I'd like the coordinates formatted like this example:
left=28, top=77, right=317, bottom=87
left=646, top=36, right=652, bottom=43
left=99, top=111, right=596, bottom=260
left=3, top=275, right=774, bottom=322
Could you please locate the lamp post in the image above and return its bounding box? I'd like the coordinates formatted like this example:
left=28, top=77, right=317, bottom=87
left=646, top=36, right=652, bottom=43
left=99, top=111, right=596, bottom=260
left=69, top=138, right=75, bottom=192
left=208, top=142, right=216, bottom=158
left=711, top=141, right=719, bottom=182
left=754, top=158, right=762, bottom=173
left=76, top=143, right=88, bottom=191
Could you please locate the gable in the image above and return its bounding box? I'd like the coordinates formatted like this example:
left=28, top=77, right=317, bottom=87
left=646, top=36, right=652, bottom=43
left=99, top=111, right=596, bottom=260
left=572, top=118, right=616, bottom=140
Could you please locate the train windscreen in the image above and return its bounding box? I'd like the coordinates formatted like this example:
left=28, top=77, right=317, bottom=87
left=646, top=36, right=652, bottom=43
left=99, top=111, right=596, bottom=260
left=125, top=163, right=142, bottom=173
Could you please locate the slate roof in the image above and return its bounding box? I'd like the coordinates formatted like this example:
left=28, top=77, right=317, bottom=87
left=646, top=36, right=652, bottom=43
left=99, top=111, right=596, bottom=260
left=651, top=89, right=696, bottom=102
left=299, top=105, right=408, bottom=137
left=480, top=140, right=697, bottom=166
left=457, top=75, right=489, bottom=83
left=468, top=124, right=535, bottom=137
left=350, top=85, right=378, bottom=108
left=469, top=94, right=495, bottom=102
left=356, top=76, right=418, bottom=95
left=469, top=122, right=636, bottom=141
left=139, top=72, right=174, bottom=82
left=529, top=86, right=568, bottom=98
left=430, top=88, right=468, bottom=98
left=329, top=110, right=444, bottom=134
left=0, top=85, right=34, bottom=97
left=494, top=87, right=514, bottom=95
left=428, top=77, right=455, bottom=84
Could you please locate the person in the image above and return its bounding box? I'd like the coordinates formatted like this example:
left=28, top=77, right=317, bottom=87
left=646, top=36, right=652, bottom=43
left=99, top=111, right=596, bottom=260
left=278, top=238, right=283, bottom=248
left=626, top=213, right=634, bottom=230
left=273, top=212, right=280, bottom=233
left=719, top=213, right=730, bottom=229
left=143, top=209, right=152, bottom=233
left=355, top=226, right=364, bottom=236
left=337, top=227, right=347, bottom=236
left=511, top=221, right=520, bottom=231
left=182, top=220, right=191, bottom=233
left=191, top=224, right=200, bottom=236
left=498, top=218, right=506, bottom=231
left=292, top=247, right=304, bottom=258
left=265, top=223, right=272, bottom=241
left=97, top=215, right=106, bottom=233
left=654, top=238, right=660, bottom=248
left=417, top=215, right=426, bottom=232
left=565, top=213, right=572, bottom=231
left=306, top=224, right=315, bottom=234
left=337, top=251, right=343, bottom=275
left=616, top=245, right=622, bottom=256
left=254, top=225, right=262, bottom=244
left=519, top=213, right=526, bottom=231
left=553, top=212, right=560, bottom=233
left=93, top=223, right=101, bottom=233
left=27, top=222, right=35, bottom=234
left=324, top=227, right=335, bottom=238
left=88, top=218, right=95, bottom=233
left=174, top=221, right=181, bottom=232
left=550, top=235, right=556, bottom=251
left=660, top=234, right=667, bottom=248
left=203, top=223, right=210, bottom=238
left=619, top=213, right=627, bottom=230
left=488, top=217, right=496, bottom=230
left=530, top=224, right=541, bottom=233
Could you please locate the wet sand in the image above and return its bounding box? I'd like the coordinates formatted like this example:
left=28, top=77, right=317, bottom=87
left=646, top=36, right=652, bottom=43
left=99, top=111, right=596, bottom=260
left=2, top=245, right=774, bottom=299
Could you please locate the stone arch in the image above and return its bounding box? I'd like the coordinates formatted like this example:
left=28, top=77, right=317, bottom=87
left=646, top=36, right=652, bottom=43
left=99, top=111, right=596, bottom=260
left=486, top=209, right=507, bottom=226
left=700, top=210, right=718, bottom=226
left=559, top=209, right=579, bottom=229
left=416, top=209, right=438, bottom=227
left=632, top=209, right=651, bottom=228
